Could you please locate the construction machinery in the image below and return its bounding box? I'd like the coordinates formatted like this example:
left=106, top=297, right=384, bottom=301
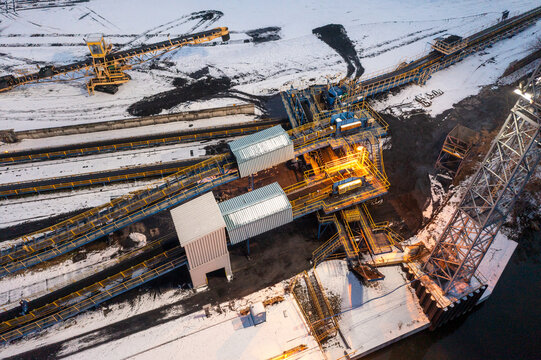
left=0, top=27, right=230, bottom=94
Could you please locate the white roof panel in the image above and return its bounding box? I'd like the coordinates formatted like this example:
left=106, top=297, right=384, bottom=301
left=170, top=192, right=226, bottom=247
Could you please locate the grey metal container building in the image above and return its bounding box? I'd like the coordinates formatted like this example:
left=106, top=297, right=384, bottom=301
left=228, top=125, right=294, bottom=178
left=170, top=192, right=232, bottom=288
left=218, top=182, right=293, bottom=245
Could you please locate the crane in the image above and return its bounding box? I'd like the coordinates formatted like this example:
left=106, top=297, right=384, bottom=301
left=0, top=27, right=230, bottom=95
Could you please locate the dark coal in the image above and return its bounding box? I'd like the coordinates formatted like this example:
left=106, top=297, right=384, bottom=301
left=245, top=27, right=281, bottom=43
left=188, top=66, right=209, bottom=79
left=204, top=140, right=230, bottom=155
left=171, top=77, right=189, bottom=87
left=127, top=76, right=232, bottom=117
left=312, top=24, right=364, bottom=78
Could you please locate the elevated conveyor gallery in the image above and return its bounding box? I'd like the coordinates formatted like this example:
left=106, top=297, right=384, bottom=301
left=0, top=27, right=230, bottom=94
left=0, top=119, right=282, bottom=166
left=282, top=6, right=541, bottom=127
left=0, top=247, right=188, bottom=344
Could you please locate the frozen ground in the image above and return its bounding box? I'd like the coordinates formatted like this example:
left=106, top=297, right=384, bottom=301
left=0, top=244, right=121, bottom=311
left=1, top=281, right=324, bottom=360
left=0, top=178, right=158, bottom=228
left=0, top=1, right=540, bottom=358
left=0, top=0, right=539, bottom=130
left=315, top=261, right=430, bottom=359
left=0, top=140, right=208, bottom=184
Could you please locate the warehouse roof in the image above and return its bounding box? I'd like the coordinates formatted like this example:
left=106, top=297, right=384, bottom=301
left=228, top=125, right=292, bottom=164
left=170, top=192, right=226, bottom=247
left=218, top=182, right=291, bottom=231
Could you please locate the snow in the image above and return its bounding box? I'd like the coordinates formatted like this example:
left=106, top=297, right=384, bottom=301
left=422, top=174, right=446, bottom=220
left=0, top=1, right=538, bottom=358
left=374, top=20, right=541, bottom=117
left=476, top=233, right=518, bottom=302
left=0, top=141, right=208, bottom=185
left=0, top=0, right=539, bottom=130
left=314, top=261, right=430, bottom=359
left=0, top=114, right=256, bottom=153
left=129, top=232, right=147, bottom=247
left=0, top=245, right=120, bottom=311
left=0, top=0, right=538, bottom=227
left=1, top=281, right=323, bottom=360
left=0, top=179, right=157, bottom=228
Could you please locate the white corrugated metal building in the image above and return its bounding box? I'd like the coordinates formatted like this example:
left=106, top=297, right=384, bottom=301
left=170, top=192, right=232, bottom=288
left=228, top=125, right=294, bottom=178
left=218, top=182, right=293, bottom=244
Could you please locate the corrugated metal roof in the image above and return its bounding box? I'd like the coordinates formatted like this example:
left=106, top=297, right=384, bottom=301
left=229, top=125, right=292, bottom=164
left=218, top=182, right=292, bottom=230
left=170, top=192, right=226, bottom=247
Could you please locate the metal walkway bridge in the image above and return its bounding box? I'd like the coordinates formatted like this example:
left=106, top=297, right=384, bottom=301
left=0, top=119, right=282, bottom=166
left=0, top=246, right=188, bottom=344
left=0, top=154, right=238, bottom=277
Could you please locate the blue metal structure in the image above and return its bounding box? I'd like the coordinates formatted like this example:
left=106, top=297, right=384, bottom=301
left=281, top=6, right=541, bottom=127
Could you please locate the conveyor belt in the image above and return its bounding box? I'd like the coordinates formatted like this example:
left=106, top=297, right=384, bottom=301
left=0, top=27, right=229, bottom=92
left=0, top=158, right=203, bottom=198
left=344, top=6, right=541, bottom=102
left=0, top=247, right=188, bottom=344
left=0, top=108, right=379, bottom=274
left=0, top=169, right=238, bottom=277
left=0, top=119, right=283, bottom=165
left=0, top=155, right=234, bottom=265
left=282, top=6, right=541, bottom=126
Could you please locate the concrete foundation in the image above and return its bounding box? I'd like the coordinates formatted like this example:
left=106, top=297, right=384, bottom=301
left=403, top=264, right=487, bottom=330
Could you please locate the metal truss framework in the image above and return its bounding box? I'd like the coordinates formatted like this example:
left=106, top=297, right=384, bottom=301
left=435, top=124, right=477, bottom=176
left=424, top=63, right=541, bottom=294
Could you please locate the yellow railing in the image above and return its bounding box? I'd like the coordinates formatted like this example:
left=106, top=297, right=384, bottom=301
left=2, top=154, right=231, bottom=258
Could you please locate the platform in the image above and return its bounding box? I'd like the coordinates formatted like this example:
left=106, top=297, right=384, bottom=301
left=314, top=261, right=430, bottom=359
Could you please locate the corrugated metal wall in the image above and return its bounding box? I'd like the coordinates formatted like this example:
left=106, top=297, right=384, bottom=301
left=185, top=228, right=228, bottom=269
left=237, top=142, right=294, bottom=177
left=227, top=207, right=293, bottom=244
left=189, top=254, right=231, bottom=288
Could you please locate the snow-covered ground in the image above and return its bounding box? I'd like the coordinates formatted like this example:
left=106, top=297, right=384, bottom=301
left=1, top=281, right=324, bottom=360
left=0, top=244, right=120, bottom=310
left=0, top=141, right=208, bottom=184
left=316, top=262, right=430, bottom=359
left=0, top=0, right=539, bottom=130
left=0, top=179, right=157, bottom=228
left=0, top=1, right=539, bottom=358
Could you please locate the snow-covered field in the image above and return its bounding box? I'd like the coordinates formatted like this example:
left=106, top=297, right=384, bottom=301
left=0, top=280, right=324, bottom=360
left=0, top=0, right=539, bottom=358
left=0, top=0, right=539, bottom=130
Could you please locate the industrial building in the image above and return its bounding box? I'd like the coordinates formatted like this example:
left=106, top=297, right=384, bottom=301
left=0, top=4, right=539, bottom=359
left=171, top=192, right=231, bottom=288
left=219, top=182, right=293, bottom=245
left=228, top=125, right=294, bottom=178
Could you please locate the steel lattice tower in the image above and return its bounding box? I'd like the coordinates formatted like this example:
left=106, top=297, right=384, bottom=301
left=423, top=63, right=541, bottom=295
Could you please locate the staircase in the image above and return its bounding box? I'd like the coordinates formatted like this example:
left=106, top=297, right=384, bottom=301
left=312, top=233, right=343, bottom=266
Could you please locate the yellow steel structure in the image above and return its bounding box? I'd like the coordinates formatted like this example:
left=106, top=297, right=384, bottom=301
left=0, top=27, right=229, bottom=94
left=267, top=345, right=308, bottom=360
left=84, top=28, right=229, bottom=94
